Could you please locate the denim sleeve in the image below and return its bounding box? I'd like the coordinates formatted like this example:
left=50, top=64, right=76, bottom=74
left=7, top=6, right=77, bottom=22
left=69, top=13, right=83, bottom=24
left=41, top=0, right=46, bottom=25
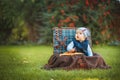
left=67, top=41, right=74, bottom=51
left=87, top=44, right=93, bottom=56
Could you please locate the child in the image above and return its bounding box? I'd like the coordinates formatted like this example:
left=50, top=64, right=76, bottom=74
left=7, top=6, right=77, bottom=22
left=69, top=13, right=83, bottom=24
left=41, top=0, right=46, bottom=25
left=60, top=27, right=93, bottom=56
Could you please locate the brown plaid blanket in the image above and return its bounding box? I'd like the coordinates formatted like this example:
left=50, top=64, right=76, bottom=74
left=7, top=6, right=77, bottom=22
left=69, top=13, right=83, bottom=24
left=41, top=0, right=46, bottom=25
left=44, top=53, right=110, bottom=70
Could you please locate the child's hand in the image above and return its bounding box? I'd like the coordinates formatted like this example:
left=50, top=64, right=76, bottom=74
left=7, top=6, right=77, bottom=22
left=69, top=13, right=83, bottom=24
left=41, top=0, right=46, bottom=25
left=68, top=48, right=76, bottom=53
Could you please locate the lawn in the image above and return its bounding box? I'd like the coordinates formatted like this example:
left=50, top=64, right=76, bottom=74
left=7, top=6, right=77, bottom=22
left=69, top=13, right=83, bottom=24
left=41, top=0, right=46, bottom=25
left=0, top=45, right=120, bottom=80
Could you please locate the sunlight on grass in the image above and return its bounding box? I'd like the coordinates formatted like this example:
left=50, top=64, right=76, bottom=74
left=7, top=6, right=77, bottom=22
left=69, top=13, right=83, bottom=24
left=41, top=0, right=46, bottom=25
left=0, top=45, right=120, bottom=80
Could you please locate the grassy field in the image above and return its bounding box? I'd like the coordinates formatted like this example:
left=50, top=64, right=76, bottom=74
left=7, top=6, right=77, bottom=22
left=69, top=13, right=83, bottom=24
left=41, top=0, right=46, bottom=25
left=0, top=45, right=120, bottom=80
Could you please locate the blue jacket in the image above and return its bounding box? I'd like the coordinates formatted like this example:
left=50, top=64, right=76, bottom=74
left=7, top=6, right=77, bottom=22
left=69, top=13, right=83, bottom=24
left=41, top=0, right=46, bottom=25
left=67, top=38, right=93, bottom=56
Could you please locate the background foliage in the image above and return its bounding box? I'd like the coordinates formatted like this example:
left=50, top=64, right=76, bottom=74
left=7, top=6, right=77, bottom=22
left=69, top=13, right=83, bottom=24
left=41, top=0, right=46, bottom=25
left=0, top=0, right=120, bottom=45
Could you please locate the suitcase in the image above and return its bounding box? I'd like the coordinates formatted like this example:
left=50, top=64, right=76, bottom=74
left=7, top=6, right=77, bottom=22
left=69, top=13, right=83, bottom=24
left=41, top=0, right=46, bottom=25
left=53, top=27, right=92, bottom=54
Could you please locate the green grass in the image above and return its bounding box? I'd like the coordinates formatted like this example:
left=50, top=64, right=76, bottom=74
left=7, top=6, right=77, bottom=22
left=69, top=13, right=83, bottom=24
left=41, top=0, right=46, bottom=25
left=0, top=45, right=120, bottom=80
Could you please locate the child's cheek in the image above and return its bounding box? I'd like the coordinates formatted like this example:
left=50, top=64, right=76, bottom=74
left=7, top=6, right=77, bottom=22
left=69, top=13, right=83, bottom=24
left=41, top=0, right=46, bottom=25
left=80, top=35, right=85, bottom=41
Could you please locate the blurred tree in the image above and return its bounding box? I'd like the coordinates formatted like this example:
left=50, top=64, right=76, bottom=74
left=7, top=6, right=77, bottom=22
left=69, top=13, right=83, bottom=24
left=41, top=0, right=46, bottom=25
left=0, top=0, right=23, bottom=44
left=41, top=0, right=119, bottom=44
left=0, top=0, right=44, bottom=44
left=0, top=0, right=119, bottom=45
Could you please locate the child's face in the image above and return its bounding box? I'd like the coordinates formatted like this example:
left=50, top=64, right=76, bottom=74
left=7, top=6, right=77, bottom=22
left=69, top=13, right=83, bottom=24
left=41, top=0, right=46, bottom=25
left=75, top=30, right=85, bottom=42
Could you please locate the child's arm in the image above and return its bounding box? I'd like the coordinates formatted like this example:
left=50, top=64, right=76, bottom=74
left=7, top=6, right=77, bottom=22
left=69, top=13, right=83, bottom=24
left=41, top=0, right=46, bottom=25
left=67, top=41, right=76, bottom=53
left=87, top=44, right=93, bottom=56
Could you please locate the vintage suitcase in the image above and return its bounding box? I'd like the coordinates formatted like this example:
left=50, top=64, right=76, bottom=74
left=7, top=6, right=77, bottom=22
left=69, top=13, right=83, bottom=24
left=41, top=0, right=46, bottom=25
left=53, top=27, right=92, bottom=54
